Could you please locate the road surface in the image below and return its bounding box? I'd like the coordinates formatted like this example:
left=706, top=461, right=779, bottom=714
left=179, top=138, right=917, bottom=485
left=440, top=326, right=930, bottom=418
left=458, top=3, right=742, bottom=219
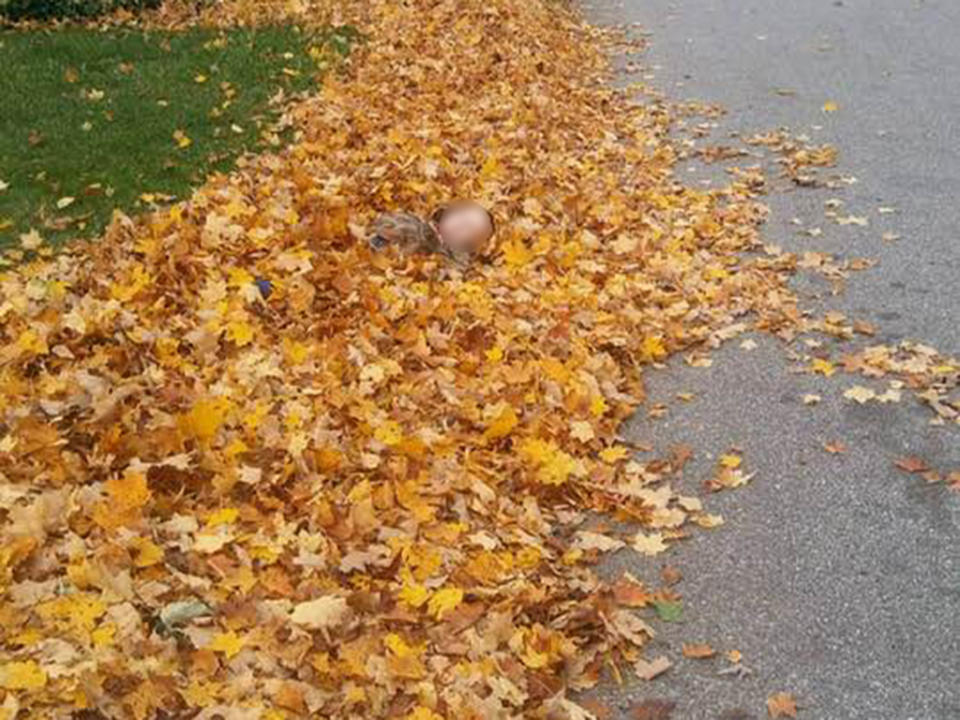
left=579, top=1, right=960, bottom=718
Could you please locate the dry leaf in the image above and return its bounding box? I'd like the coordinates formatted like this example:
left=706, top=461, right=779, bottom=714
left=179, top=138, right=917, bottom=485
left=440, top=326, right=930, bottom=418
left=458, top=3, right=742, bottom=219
left=630, top=699, right=676, bottom=720
left=574, top=531, right=625, bottom=553
left=632, top=532, right=668, bottom=556
left=660, top=565, right=683, bottom=586
left=681, top=643, right=716, bottom=659
left=894, top=456, right=929, bottom=474
left=767, top=692, right=798, bottom=718
left=635, top=656, right=672, bottom=681
left=843, top=386, right=876, bottom=404
left=290, top=596, right=349, bottom=629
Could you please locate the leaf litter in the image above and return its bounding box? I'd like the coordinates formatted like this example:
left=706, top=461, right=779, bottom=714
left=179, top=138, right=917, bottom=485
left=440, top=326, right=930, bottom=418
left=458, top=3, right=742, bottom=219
left=0, top=0, right=955, bottom=717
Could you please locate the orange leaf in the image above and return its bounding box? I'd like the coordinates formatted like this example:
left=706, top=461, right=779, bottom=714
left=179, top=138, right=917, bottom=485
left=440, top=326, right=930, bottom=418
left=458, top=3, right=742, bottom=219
left=894, top=456, right=929, bottom=473
left=767, top=692, right=798, bottom=718
left=681, top=643, right=715, bottom=659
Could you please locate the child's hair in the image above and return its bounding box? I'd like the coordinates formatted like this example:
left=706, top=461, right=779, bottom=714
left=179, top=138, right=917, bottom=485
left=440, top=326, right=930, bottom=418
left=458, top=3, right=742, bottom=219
left=430, top=200, right=496, bottom=239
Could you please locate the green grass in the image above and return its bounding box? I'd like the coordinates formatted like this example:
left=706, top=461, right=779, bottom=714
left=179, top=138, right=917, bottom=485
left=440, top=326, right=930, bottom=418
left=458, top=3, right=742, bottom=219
left=0, top=24, right=356, bottom=250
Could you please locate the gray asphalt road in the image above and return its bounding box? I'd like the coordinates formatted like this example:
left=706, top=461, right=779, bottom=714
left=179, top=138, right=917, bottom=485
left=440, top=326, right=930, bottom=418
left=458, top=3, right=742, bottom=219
left=577, top=1, right=960, bottom=718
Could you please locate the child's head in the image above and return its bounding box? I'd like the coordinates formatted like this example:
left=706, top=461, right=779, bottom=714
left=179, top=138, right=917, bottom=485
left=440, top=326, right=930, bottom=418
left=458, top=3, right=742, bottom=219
left=432, top=201, right=495, bottom=254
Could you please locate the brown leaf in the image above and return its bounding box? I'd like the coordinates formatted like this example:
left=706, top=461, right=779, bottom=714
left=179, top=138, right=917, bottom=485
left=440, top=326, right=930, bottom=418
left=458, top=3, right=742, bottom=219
left=822, top=440, right=847, bottom=454
left=630, top=699, right=676, bottom=720
left=612, top=576, right=652, bottom=607
left=660, top=565, right=683, bottom=586
left=681, top=643, right=715, bottom=659
left=894, top=456, right=929, bottom=474
left=635, top=655, right=672, bottom=681
left=440, top=601, right=486, bottom=634
left=947, top=471, right=960, bottom=492
left=766, top=692, right=798, bottom=718
left=579, top=699, right=613, bottom=720
left=669, top=444, right=694, bottom=470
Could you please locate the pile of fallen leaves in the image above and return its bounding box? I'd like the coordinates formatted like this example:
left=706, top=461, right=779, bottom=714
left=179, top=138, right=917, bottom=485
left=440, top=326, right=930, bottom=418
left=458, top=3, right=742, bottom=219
left=0, top=1, right=808, bottom=717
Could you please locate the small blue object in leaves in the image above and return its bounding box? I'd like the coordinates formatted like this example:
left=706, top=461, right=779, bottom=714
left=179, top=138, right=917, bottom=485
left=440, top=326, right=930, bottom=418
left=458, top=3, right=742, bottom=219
left=254, top=278, right=273, bottom=299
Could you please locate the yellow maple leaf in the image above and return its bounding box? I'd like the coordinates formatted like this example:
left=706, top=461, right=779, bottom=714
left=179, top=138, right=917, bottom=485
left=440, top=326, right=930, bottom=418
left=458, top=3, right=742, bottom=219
left=426, top=587, right=463, bottom=620
left=36, top=593, right=106, bottom=632
left=208, top=631, right=245, bottom=659
left=109, top=264, right=151, bottom=302
left=180, top=679, right=222, bottom=708
left=483, top=404, right=518, bottom=442
left=283, top=338, right=310, bottom=365
left=227, top=267, right=254, bottom=288
left=518, top=438, right=579, bottom=485
left=16, top=329, right=48, bottom=356
left=384, top=633, right=424, bottom=659
left=520, top=644, right=550, bottom=669
left=224, top=437, right=249, bottom=458
left=810, top=358, right=835, bottom=376
left=130, top=537, right=164, bottom=567
left=0, top=661, right=47, bottom=690
left=91, top=622, right=116, bottom=647
left=642, top=335, right=667, bottom=361
left=719, top=454, right=742, bottom=469
left=485, top=345, right=504, bottom=363
left=599, top=445, right=629, bottom=464
left=180, top=397, right=231, bottom=441
left=589, top=395, right=608, bottom=417
left=173, top=129, right=192, bottom=148
left=406, top=707, right=444, bottom=720
left=501, top=237, right=533, bottom=267
left=205, top=507, right=239, bottom=527
left=479, top=153, right=501, bottom=179
left=374, top=420, right=403, bottom=446
left=226, top=319, right=254, bottom=347
left=398, top=581, right=431, bottom=608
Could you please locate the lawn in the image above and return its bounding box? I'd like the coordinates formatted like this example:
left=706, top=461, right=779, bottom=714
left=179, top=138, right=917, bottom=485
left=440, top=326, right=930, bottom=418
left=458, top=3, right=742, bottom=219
left=0, top=23, right=356, bottom=251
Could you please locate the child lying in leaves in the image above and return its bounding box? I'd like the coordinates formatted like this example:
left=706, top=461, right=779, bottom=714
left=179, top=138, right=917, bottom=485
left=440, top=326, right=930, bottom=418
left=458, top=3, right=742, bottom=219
left=250, top=202, right=494, bottom=301
left=368, top=200, right=495, bottom=266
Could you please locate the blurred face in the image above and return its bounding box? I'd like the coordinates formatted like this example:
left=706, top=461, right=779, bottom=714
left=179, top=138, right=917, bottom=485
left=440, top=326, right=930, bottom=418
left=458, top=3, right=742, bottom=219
left=437, top=205, right=493, bottom=253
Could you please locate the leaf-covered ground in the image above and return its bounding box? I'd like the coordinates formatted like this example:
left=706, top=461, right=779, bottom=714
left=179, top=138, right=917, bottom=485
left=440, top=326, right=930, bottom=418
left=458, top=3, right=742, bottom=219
left=2, top=0, right=959, bottom=718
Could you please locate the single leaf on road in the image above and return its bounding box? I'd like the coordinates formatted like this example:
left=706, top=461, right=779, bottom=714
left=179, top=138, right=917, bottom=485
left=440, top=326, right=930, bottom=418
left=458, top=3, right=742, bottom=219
left=634, top=655, right=673, bottom=681
left=767, top=692, right=798, bottom=718
left=630, top=698, right=676, bottom=719
left=894, top=456, right=929, bottom=473
left=681, top=643, right=716, bottom=659
left=653, top=600, right=683, bottom=623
